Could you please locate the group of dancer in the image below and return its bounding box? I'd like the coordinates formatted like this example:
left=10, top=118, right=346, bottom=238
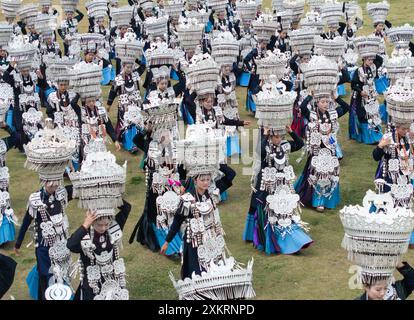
left=0, top=0, right=413, bottom=301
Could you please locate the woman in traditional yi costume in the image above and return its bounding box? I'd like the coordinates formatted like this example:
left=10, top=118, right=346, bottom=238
left=349, top=36, right=384, bottom=145
left=107, top=30, right=145, bottom=152
left=58, top=2, right=84, bottom=57
left=243, top=90, right=312, bottom=253
left=68, top=142, right=130, bottom=300
left=14, top=124, right=77, bottom=300
left=161, top=125, right=255, bottom=300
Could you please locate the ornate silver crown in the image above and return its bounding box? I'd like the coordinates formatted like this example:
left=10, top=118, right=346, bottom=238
left=321, top=1, right=344, bottom=28
left=289, top=27, right=316, bottom=56
left=1, top=0, right=22, bottom=20
left=46, top=56, right=78, bottom=84
left=354, top=35, right=381, bottom=59
left=69, top=144, right=127, bottom=210
left=236, top=0, right=257, bottom=24
left=384, top=51, right=414, bottom=85
left=170, top=257, right=255, bottom=300
left=6, top=35, right=37, bottom=70
left=74, top=33, right=106, bottom=53
left=70, top=61, right=102, bottom=100
left=302, top=55, right=339, bottom=97
left=24, top=123, right=77, bottom=183
left=144, top=41, right=176, bottom=67
left=151, top=65, right=171, bottom=81
left=176, top=17, right=205, bottom=51
left=61, top=0, right=79, bottom=13
left=0, top=22, right=13, bottom=47
left=110, top=6, right=133, bottom=27
left=176, top=124, right=226, bottom=177
left=299, top=11, right=325, bottom=34
left=367, top=0, right=389, bottom=25
left=164, top=0, right=185, bottom=20
left=207, top=0, right=228, bottom=12
left=139, top=0, right=155, bottom=11
left=255, top=49, right=290, bottom=81
left=252, top=13, right=278, bottom=42
left=344, top=1, right=360, bottom=20
left=141, top=92, right=181, bottom=131
left=308, top=0, right=326, bottom=12
left=314, top=35, right=346, bottom=61
left=186, top=53, right=220, bottom=96
left=272, top=0, right=284, bottom=12
left=18, top=4, right=38, bottom=27
left=211, top=31, right=240, bottom=67
left=386, top=24, right=414, bottom=50
left=340, top=189, right=414, bottom=285
left=115, top=31, right=144, bottom=64
left=86, top=0, right=108, bottom=19
left=283, top=0, right=305, bottom=25
left=385, top=77, right=414, bottom=124
left=254, top=76, right=296, bottom=135
left=35, top=13, right=58, bottom=38
left=144, top=16, right=169, bottom=39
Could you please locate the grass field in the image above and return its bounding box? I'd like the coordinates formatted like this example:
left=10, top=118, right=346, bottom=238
left=1, top=0, right=414, bottom=300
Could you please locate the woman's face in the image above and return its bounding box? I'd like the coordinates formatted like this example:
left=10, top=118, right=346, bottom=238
left=222, top=65, right=231, bottom=76
left=120, top=26, right=128, bottom=34
left=317, top=98, right=330, bottom=113
left=270, top=134, right=283, bottom=145
left=124, top=63, right=133, bottom=74
left=279, top=30, right=287, bottom=39
left=195, top=175, right=211, bottom=192
left=0, top=49, right=6, bottom=57
left=21, top=68, right=30, bottom=77
left=44, top=183, right=58, bottom=195
left=218, top=11, right=225, bottom=20
left=85, top=98, right=96, bottom=108
left=376, top=23, right=384, bottom=32
left=58, top=82, right=69, bottom=92
left=66, top=11, right=74, bottom=20
left=365, top=281, right=388, bottom=300
left=202, top=97, right=214, bottom=110
left=97, top=19, right=105, bottom=27
left=93, top=217, right=111, bottom=234
left=85, top=52, right=95, bottom=62
left=158, top=79, right=168, bottom=92
left=396, top=125, right=410, bottom=137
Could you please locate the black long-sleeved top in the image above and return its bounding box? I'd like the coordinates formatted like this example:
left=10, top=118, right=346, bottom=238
left=259, top=131, right=304, bottom=164
left=46, top=91, right=81, bottom=121
left=355, top=262, right=414, bottom=300
left=106, top=68, right=145, bottom=106
left=15, top=185, right=74, bottom=249
left=300, top=95, right=350, bottom=121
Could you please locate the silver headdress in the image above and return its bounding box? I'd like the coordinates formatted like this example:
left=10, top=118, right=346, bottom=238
left=354, top=35, right=381, bottom=59
left=176, top=124, right=226, bottom=177
left=383, top=51, right=414, bottom=86
left=144, top=41, right=176, bottom=67
left=344, top=1, right=361, bottom=20
left=86, top=0, right=109, bottom=20
left=252, top=13, right=278, bottom=42
left=366, top=0, right=389, bottom=25
left=289, top=27, right=316, bottom=56
left=384, top=77, right=414, bottom=124
left=170, top=257, right=255, bottom=300
left=314, top=36, right=346, bottom=61
left=320, top=1, right=344, bottom=28
left=176, top=17, right=204, bottom=51
left=0, top=22, right=13, bottom=48
left=283, top=0, right=305, bottom=25
left=70, top=61, right=102, bottom=100
left=308, top=0, right=326, bottom=12
left=139, top=0, right=155, bottom=12
left=35, top=13, right=58, bottom=39
left=1, top=0, right=22, bottom=20
left=18, top=4, right=38, bottom=27
left=254, top=76, right=296, bottom=135
left=272, top=0, right=284, bottom=12
left=114, top=31, right=144, bottom=64
left=24, top=122, right=77, bottom=185
left=186, top=8, right=211, bottom=25
left=39, top=0, right=53, bottom=6
left=386, top=24, right=414, bottom=50
left=340, top=189, right=414, bottom=285
left=186, top=53, right=220, bottom=97
left=151, top=65, right=171, bottom=81
left=302, top=55, right=339, bottom=98
left=61, top=0, right=79, bottom=13
left=6, top=35, right=37, bottom=70
left=207, top=0, right=228, bottom=12
left=110, top=6, right=133, bottom=27
left=164, top=0, right=185, bottom=20
left=299, top=11, right=325, bottom=35
left=276, top=9, right=294, bottom=31
left=144, top=15, right=169, bottom=39
left=236, top=0, right=258, bottom=26
left=46, top=56, right=78, bottom=85
left=74, top=33, right=106, bottom=53
left=255, top=49, right=290, bottom=81
left=69, top=139, right=127, bottom=210
left=211, top=31, right=240, bottom=67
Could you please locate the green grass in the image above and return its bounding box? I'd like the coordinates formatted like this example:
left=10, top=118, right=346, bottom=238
left=1, top=0, right=414, bottom=300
